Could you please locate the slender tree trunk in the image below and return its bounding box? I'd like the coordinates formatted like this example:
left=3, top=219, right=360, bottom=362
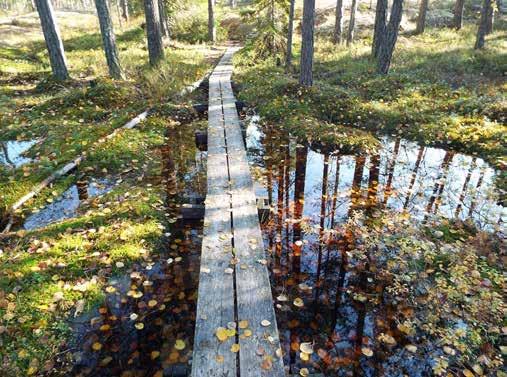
left=415, top=0, right=428, bottom=34
left=453, top=0, right=465, bottom=29
left=377, top=0, right=403, bottom=74
left=94, top=0, right=124, bottom=79
left=230, top=0, right=236, bottom=7
left=346, top=0, right=359, bottom=46
left=299, top=0, right=315, bottom=86
left=35, top=0, right=69, bottom=80
left=333, top=0, right=344, bottom=44
left=485, top=0, right=494, bottom=34
left=158, top=0, right=169, bottom=38
left=208, top=0, right=216, bottom=42
left=144, top=0, right=164, bottom=65
left=372, top=0, right=387, bottom=57
left=475, top=0, right=491, bottom=48
left=120, top=0, right=128, bottom=21
left=286, top=0, right=296, bottom=70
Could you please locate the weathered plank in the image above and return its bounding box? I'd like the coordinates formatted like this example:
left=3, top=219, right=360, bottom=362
left=191, top=57, right=236, bottom=376
left=192, top=47, right=284, bottom=377
left=219, top=49, right=285, bottom=377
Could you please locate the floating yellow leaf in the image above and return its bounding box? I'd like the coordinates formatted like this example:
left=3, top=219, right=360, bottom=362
left=293, top=298, right=304, bottom=307
left=148, top=300, right=158, bottom=308
left=151, top=351, right=160, bottom=359
left=92, top=342, right=102, bottom=351
left=174, top=339, right=186, bottom=350
left=361, top=347, right=373, bottom=357
left=239, top=320, right=249, bottom=329
left=135, top=322, right=144, bottom=330
left=231, top=343, right=240, bottom=353
left=300, top=342, right=313, bottom=354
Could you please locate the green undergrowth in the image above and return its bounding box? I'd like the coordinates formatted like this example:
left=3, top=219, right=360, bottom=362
left=233, top=22, right=506, bottom=195
left=0, top=100, right=204, bottom=375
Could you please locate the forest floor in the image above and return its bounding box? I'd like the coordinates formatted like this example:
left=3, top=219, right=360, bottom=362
left=0, top=12, right=223, bottom=376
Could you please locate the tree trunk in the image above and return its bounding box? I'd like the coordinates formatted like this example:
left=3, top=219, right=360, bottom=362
left=35, top=0, right=69, bottom=80
left=377, top=0, right=403, bottom=74
left=158, top=0, right=169, bottom=38
left=372, top=0, right=387, bottom=56
left=208, top=0, right=216, bottom=42
left=94, top=0, right=124, bottom=79
left=453, top=0, right=465, bottom=29
left=415, top=0, right=428, bottom=34
left=485, top=0, right=494, bottom=34
left=120, top=0, right=128, bottom=21
left=286, top=0, right=296, bottom=70
left=346, top=0, right=358, bottom=46
left=333, top=0, right=344, bottom=44
left=230, top=0, right=236, bottom=7
left=475, top=0, right=491, bottom=49
left=299, top=0, right=315, bottom=86
left=143, top=0, right=164, bottom=65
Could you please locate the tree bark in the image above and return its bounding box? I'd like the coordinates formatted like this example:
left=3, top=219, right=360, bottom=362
left=94, top=0, right=124, bottom=79
left=230, top=0, right=236, bottom=7
left=35, top=0, right=69, bottom=80
left=158, top=0, right=169, bottom=38
left=485, top=0, right=494, bottom=34
left=286, top=0, right=296, bottom=70
left=475, top=0, right=491, bottom=49
left=333, top=0, right=344, bottom=44
left=208, top=0, right=216, bottom=42
left=346, top=0, right=358, bottom=46
left=144, top=0, right=164, bottom=65
left=377, top=0, right=403, bottom=74
left=415, top=0, right=428, bottom=34
left=120, top=0, right=128, bottom=21
left=453, top=0, right=465, bottom=29
left=372, top=0, right=387, bottom=57
left=299, top=0, right=315, bottom=86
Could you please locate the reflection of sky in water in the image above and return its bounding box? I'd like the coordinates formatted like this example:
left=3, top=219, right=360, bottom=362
left=246, top=115, right=505, bottom=232
left=24, top=179, right=114, bottom=230
left=0, top=140, right=38, bottom=167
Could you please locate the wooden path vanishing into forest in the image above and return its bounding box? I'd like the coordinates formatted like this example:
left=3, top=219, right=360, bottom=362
left=191, top=48, right=285, bottom=377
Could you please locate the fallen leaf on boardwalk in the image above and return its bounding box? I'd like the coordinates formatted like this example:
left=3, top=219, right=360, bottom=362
left=361, top=347, right=373, bottom=357
left=261, top=320, right=271, bottom=327
left=261, top=357, right=272, bottom=370
left=201, top=267, right=210, bottom=274
left=174, top=340, right=186, bottom=350
left=300, top=342, right=313, bottom=354
left=239, top=320, right=248, bottom=329
left=231, top=344, right=240, bottom=353
left=216, top=327, right=228, bottom=342
left=224, top=268, right=233, bottom=274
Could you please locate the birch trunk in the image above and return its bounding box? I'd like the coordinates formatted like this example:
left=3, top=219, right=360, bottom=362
left=346, top=0, right=359, bottom=46
left=333, top=0, right=344, bottom=44
left=286, top=0, right=296, bottom=70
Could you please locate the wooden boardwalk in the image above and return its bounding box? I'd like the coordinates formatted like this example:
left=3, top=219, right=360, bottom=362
left=192, top=48, right=285, bottom=377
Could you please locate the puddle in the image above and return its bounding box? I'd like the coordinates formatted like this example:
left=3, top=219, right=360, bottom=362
left=68, top=223, right=201, bottom=377
left=0, top=139, right=38, bottom=167
left=244, top=114, right=505, bottom=376
left=245, top=114, right=505, bottom=231
left=23, top=178, right=115, bottom=230
left=59, top=123, right=207, bottom=376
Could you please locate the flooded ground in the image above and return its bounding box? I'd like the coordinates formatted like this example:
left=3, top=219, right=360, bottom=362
left=0, top=139, right=38, bottom=167
left=244, top=114, right=505, bottom=376
left=23, top=178, right=115, bottom=230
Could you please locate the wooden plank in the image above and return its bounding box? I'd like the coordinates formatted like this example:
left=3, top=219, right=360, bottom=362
left=191, top=55, right=237, bottom=377
left=219, top=48, right=285, bottom=377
